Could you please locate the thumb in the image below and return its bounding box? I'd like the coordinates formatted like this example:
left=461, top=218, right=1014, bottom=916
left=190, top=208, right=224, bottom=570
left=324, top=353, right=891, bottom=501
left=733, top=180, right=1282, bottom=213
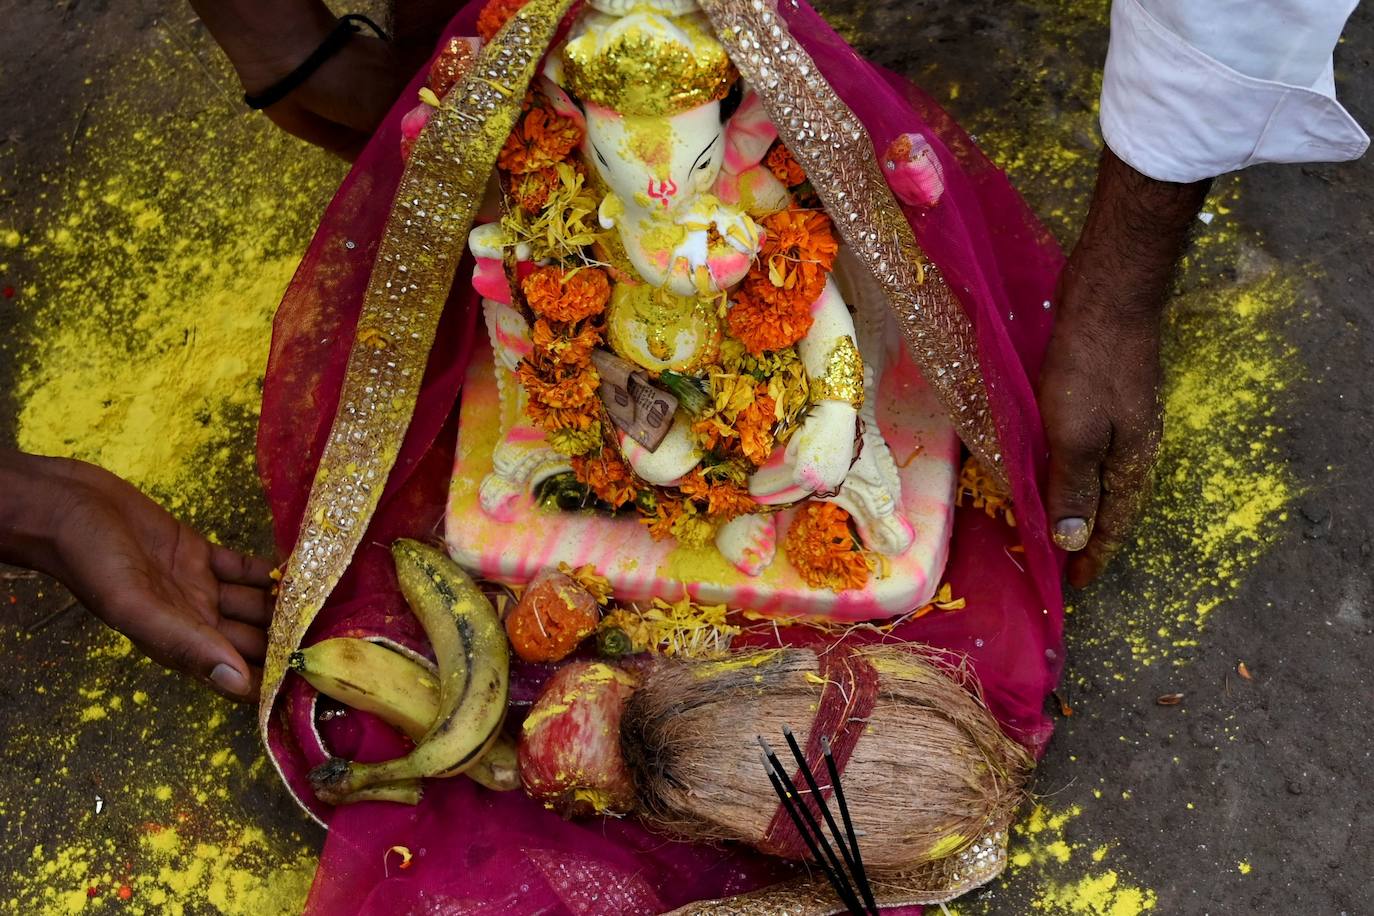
left=1044, top=424, right=1108, bottom=553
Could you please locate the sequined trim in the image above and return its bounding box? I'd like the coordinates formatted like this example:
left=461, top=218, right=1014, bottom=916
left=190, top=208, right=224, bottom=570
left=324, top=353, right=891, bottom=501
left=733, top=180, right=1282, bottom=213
left=696, top=0, right=1007, bottom=488
left=666, top=827, right=1009, bottom=914
left=259, top=0, right=579, bottom=758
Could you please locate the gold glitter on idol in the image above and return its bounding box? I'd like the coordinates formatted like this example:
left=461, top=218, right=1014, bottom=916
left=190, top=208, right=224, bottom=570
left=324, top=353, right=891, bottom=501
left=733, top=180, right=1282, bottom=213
left=562, top=11, right=737, bottom=116
left=809, top=335, right=866, bottom=408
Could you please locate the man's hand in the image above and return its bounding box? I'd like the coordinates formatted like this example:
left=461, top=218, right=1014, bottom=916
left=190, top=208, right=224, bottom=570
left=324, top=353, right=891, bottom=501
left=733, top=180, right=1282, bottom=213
left=189, top=0, right=411, bottom=159
left=1039, top=148, right=1211, bottom=587
left=1, top=451, right=274, bottom=701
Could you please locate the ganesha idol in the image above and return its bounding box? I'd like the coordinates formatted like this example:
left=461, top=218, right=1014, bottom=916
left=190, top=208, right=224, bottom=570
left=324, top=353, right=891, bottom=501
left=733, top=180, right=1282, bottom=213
left=443, top=0, right=959, bottom=619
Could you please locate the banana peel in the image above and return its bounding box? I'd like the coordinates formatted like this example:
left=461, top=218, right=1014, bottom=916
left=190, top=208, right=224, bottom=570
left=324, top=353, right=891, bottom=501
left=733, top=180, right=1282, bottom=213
left=308, top=540, right=510, bottom=805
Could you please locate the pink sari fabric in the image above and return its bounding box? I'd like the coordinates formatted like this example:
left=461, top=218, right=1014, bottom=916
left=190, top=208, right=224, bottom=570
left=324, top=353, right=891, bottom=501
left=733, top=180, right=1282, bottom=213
left=256, top=2, right=1065, bottom=912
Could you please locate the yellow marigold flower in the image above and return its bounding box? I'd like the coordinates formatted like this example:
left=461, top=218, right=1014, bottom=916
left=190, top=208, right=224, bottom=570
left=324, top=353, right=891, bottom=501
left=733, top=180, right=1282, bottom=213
left=547, top=422, right=603, bottom=456
left=956, top=455, right=1016, bottom=527
left=671, top=509, right=716, bottom=549
left=560, top=562, right=614, bottom=605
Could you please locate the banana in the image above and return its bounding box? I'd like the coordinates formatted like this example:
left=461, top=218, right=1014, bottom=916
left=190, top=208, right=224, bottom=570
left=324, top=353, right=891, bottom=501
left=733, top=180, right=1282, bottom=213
left=309, top=539, right=509, bottom=804
left=290, top=638, right=440, bottom=742
left=464, top=732, right=520, bottom=792
left=336, top=781, right=423, bottom=806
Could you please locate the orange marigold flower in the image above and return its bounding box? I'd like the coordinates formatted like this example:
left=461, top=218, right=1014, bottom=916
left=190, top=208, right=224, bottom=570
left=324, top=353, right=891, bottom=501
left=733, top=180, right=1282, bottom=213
left=531, top=317, right=603, bottom=367
left=640, top=497, right=713, bottom=547
left=498, top=107, right=584, bottom=175
left=511, top=166, right=561, bottom=213
left=519, top=360, right=599, bottom=410
left=526, top=396, right=600, bottom=434
left=784, top=502, right=871, bottom=592
left=642, top=497, right=682, bottom=542
left=765, top=143, right=807, bottom=187
left=745, top=207, right=839, bottom=308
left=726, top=288, right=813, bottom=355
left=678, top=470, right=758, bottom=521
left=573, top=447, right=639, bottom=509
left=476, top=0, right=529, bottom=40
left=736, top=386, right=778, bottom=466
left=691, top=416, right=736, bottom=459
left=522, top=266, right=610, bottom=323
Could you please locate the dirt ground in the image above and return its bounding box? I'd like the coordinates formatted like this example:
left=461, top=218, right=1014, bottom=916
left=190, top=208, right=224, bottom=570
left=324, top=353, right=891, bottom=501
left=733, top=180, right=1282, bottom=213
left=1, top=0, right=1371, bottom=913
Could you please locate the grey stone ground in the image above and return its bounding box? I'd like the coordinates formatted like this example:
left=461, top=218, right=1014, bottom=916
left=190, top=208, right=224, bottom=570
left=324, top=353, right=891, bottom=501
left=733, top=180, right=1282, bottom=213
left=1, top=0, right=1371, bottom=912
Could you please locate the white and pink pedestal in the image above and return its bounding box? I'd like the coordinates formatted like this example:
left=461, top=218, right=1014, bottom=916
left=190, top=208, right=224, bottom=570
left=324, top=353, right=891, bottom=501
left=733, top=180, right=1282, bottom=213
left=446, top=313, right=960, bottom=623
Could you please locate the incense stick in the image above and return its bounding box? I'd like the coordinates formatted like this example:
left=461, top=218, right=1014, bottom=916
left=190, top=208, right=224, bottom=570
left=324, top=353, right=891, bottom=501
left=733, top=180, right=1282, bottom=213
left=758, top=738, right=865, bottom=914
left=823, top=736, right=878, bottom=914
left=760, top=754, right=850, bottom=904
left=782, top=725, right=861, bottom=880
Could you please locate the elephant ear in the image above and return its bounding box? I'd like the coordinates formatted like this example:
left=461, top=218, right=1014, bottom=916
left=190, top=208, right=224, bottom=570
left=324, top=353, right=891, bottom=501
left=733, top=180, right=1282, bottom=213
left=538, top=74, right=587, bottom=132
left=721, top=90, right=779, bottom=175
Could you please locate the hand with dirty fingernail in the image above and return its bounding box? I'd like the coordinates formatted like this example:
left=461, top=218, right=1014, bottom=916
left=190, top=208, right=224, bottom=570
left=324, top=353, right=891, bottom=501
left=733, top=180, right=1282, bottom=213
left=1052, top=517, right=1092, bottom=552
left=1039, top=148, right=1210, bottom=587
left=0, top=448, right=274, bottom=702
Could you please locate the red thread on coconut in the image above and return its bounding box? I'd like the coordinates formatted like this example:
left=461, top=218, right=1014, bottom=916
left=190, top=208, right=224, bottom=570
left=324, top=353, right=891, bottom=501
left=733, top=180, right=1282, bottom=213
left=762, top=645, right=879, bottom=858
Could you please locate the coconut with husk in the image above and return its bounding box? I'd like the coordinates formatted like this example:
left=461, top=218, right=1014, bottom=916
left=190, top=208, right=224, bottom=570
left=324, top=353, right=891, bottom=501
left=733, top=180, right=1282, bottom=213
left=617, top=644, right=1033, bottom=899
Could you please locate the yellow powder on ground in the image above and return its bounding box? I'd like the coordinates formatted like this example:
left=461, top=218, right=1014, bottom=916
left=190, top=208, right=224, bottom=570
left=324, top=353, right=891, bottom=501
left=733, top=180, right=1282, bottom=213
left=1, top=28, right=332, bottom=916
left=951, top=804, right=1157, bottom=915
left=1077, top=269, right=1300, bottom=668
left=6, top=33, right=342, bottom=540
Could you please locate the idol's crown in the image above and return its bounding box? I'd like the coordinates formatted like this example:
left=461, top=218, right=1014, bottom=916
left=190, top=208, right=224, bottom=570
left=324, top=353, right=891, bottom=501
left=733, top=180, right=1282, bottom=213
left=562, top=10, right=736, bottom=117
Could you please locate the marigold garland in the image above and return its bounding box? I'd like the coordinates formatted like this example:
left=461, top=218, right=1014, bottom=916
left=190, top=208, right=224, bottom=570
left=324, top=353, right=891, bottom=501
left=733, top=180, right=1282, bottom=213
left=765, top=143, right=807, bottom=188
left=522, top=265, right=610, bottom=323
left=531, top=317, right=601, bottom=367
left=743, top=206, right=839, bottom=308
left=498, top=107, right=584, bottom=175
left=517, top=360, right=599, bottom=409
left=572, top=447, right=639, bottom=509
left=783, top=502, right=872, bottom=592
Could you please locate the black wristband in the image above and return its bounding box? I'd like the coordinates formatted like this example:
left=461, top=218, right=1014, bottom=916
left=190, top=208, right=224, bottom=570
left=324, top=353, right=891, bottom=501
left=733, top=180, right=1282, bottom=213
left=243, top=13, right=389, bottom=111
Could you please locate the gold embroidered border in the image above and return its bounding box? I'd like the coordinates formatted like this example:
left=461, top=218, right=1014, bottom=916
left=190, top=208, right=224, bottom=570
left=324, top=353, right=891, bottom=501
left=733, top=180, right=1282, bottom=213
left=259, top=0, right=578, bottom=750
left=697, top=0, right=1008, bottom=489
left=665, top=825, right=1008, bottom=913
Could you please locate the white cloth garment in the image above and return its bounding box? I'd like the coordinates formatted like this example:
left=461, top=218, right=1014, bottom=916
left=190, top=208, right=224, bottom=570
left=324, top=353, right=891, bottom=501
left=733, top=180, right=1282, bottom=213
left=1101, top=0, right=1369, bottom=182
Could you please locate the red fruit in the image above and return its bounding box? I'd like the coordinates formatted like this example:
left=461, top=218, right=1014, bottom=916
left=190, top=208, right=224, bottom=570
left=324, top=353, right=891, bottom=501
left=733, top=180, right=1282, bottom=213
left=518, top=660, right=639, bottom=817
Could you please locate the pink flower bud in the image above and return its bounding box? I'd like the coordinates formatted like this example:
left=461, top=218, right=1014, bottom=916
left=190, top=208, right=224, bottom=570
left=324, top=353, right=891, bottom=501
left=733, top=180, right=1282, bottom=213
left=399, top=104, right=433, bottom=162
left=883, top=132, right=945, bottom=208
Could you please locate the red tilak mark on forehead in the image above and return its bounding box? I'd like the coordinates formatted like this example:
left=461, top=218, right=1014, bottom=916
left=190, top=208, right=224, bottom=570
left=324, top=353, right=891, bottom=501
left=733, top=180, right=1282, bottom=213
left=647, top=177, right=678, bottom=207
